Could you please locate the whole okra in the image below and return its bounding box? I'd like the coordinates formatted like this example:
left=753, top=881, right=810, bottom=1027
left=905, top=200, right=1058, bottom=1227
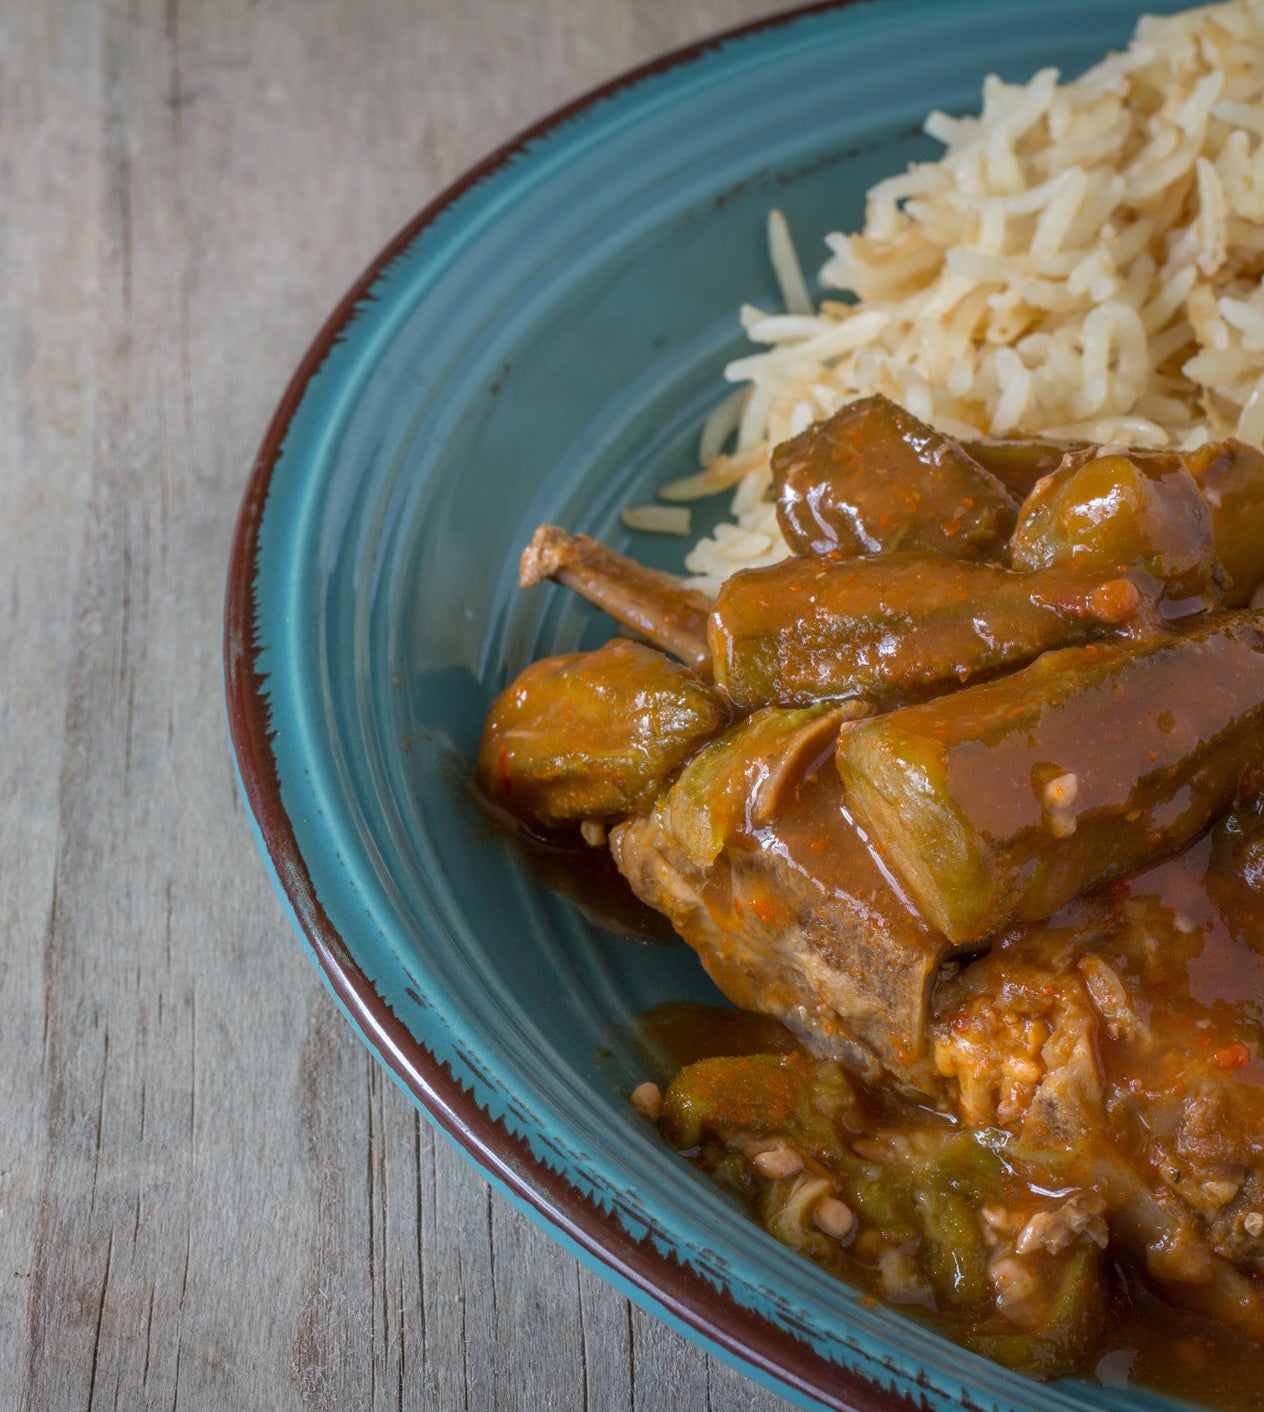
left=836, top=613, right=1264, bottom=944
left=709, top=550, right=1143, bottom=711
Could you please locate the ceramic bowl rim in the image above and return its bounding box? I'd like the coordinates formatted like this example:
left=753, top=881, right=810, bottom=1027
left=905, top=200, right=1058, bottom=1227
left=224, top=6, right=1013, bottom=1409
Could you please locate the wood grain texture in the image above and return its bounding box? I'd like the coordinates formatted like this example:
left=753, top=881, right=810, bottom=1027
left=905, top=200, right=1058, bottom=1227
left=3, top=1, right=807, bottom=1408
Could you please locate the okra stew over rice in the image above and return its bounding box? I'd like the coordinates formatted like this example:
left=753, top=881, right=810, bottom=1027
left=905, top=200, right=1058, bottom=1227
left=479, top=2, right=1264, bottom=1401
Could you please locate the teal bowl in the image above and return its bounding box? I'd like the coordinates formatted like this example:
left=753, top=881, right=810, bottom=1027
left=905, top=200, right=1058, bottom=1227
left=225, top=2, right=1201, bottom=1407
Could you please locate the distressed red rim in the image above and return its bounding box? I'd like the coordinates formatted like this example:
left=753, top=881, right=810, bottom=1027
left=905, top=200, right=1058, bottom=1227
left=223, top=5, right=919, bottom=1409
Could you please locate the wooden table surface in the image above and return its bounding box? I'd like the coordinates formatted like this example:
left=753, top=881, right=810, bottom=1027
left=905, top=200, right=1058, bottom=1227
left=4, top=2, right=807, bottom=1407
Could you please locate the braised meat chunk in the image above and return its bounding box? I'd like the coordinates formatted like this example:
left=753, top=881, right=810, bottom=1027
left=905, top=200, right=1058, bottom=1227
left=932, top=830, right=1264, bottom=1344
left=519, top=524, right=712, bottom=672
left=771, top=394, right=1017, bottom=561
left=610, top=705, right=954, bottom=1094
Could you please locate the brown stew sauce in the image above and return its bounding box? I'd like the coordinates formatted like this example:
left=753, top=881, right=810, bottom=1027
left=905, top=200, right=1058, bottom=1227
left=615, top=805, right=1264, bottom=1407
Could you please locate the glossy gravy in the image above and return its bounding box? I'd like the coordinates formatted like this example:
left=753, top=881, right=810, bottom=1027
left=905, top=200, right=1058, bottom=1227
left=622, top=801, right=1264, bottom=1407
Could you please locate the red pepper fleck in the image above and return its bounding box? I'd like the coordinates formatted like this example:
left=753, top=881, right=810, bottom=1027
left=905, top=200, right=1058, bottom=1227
left=809, top=837, right=828, bottom=855
left=1086, top=578, right=1142, bottom=623
left=1214, top=1042, right=1251, bottom=1069
left=750, top=895, right=775, bottom=924
left=682, top=1056, right=797, bottom=1130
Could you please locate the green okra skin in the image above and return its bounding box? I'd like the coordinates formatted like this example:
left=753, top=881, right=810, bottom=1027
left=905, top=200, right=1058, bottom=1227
left=658, top=1052, right=856, bottom=1158
left=708, top=550, right=1142, bottom=711
left=905, top=432, right=1264, bottom=612
left=1010, top=449, right=1223, bottom=613
left=772, top=394, right=1017, bottom=562
left=1206, top=800, right=1264, bottom=948
left=836, top=613, right=1264, bottom=945
left=477, top=638, right=726, bottom=827
left=911, top=1132, right=1008, bottom=1305
left=660, top=703, right=847, bottom=864
left=965, top=1244, right=1105, bottom=1377
left=1185, top=438, right=1264, bottom=607
left=845, top=1166, right=920, bottom=1245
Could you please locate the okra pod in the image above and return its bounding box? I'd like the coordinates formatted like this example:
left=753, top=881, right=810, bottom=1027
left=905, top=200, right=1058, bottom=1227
left=478, top=639, right=726, bottom=826
left=1011, top=449, right=1223, bottom=615
left=966, top=1244, right=1104, bottom=1377
left=836, top=613, right=1264, bottom=943
left=709, top=550, right=1144, bottom=711
left=660, top=703, right=852, bottom=864
left=1184, top=438, right=1264, bottom=607
left=659, top=1053, right=855, bottom=1159
left=915, top=1178, right=990, bottom=1305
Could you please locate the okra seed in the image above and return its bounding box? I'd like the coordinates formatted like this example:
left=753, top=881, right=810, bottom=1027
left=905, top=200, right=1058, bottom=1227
left=1042, top=771, right=1078, bottom=809
left=752, top=1148, right=803, bottom=1180
left=630, top=1082, right=662, bottom=1121
left=813, top=1196, right=856, bottom=1241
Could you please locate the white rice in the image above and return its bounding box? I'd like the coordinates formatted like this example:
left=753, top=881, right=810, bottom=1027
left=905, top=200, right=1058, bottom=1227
left=620, top=504, right=692, bottom=535
left=678, top=0, right=1264, bottom=592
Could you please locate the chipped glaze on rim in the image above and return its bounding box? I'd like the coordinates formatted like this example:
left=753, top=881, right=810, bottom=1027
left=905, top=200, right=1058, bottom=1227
left=222, top=5, right=925, bottom=1409
left=220, top=5, right=1197, bottom=1406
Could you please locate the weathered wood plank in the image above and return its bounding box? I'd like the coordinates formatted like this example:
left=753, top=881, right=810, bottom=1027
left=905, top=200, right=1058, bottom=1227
left=0, top=0, right=102, bottom=1400
left=4, top=1, right=804, bottom=1408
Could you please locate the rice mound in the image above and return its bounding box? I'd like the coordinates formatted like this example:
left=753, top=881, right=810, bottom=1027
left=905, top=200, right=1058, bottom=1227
left=682, top=0, right=1264, bottom=591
